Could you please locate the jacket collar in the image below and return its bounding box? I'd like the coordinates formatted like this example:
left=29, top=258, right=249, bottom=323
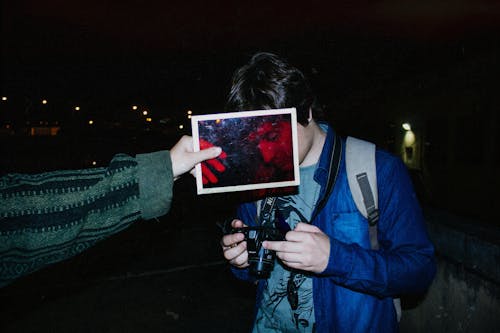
left=314, top=122, right=337, bottom=184
left=313, top=122, right=343, bottom=203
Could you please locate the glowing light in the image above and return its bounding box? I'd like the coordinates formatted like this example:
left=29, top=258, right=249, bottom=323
left=187, top=115, right=192, bottom=119
left=187, top=110, right=192, bottom=115
left=1, top=96, right=7, bottom=101
left=215, top=119, right=221, bottom=124
left=179, top=124, right=184, bottom=129
left=74, top=106, right=80, bottom=111
left=142, top=110, right=148, bottom=116
left=402, top=123, right=411, bottom=131
left=42, top=99, right=48, bottom=105
left=403, top=130, right=416, bottom=146
left=88, top=120, right=94, bottom=125
left=132, top=105, right=138, bottom=110
left=146, top=117, right=152, bottom=122
left=92, top=161, right=97, bottom=166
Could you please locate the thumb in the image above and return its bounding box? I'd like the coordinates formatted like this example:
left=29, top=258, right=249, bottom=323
left=192, top=147, right=222, bottom=164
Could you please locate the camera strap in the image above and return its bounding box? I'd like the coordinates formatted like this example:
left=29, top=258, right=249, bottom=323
left=287, top=132, right=342, bottom=311
left=257, top=132, right=343, bottom=227
left=258, top=196, right=278, bottom=227
left=309, top=132, right=343, bottom=224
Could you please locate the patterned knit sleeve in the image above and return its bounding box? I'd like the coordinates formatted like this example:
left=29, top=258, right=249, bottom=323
left=0, top=150, right=174, bottom=287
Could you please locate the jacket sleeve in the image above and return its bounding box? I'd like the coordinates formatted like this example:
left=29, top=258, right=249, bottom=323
left=0, top=150, right=174, bottom=287
left=321, top=154, right=436, bottom=298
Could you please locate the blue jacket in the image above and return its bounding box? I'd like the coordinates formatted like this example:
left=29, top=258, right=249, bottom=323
left=233, top=124, right=436, bottom=332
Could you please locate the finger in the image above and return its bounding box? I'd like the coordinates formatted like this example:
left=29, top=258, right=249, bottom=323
left=293, top=222, right=321, bottom=233
left=223, top=241, right=247, bottom=258
left=263, top=240, right=301, bottom=253
left=275, top=251, right=303, bottom=264
left=201, top=163, right=218, bottom=183
left=285, top=230, right=317, bottom=243
left=206, top=158, right=226, bottom=172
left=221, top=232, right=245, bottom=248
left=193, top=147, right=222, bottom=165
left=228, top=247, right=249, bottom=267
left=231, top=219, right=246, bottom=228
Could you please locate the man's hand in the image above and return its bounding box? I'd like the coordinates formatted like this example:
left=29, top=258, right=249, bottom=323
left=170, top=135, right=222, bottom=180
left=263, top=222, right=330, bottom=274
left=220, top=219, right=249, bottom=269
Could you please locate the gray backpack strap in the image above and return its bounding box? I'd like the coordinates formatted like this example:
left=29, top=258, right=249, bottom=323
left=346, top=136, right=402, bottom=322
left=346, top=136, right=379, bottom=250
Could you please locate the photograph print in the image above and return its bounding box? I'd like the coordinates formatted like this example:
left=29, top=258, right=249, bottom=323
left=191, top=108, right=300, bottom=194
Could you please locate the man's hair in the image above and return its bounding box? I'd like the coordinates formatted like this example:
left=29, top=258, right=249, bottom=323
left=225, top=52, right=319, bottom=126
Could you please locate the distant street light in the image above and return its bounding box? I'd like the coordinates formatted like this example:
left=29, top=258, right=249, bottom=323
left=402, top=123, right=411, bottom=131
left=42, top=99, right=48, bottom=105
left=146, top=117, right=152, bottom=122
left=142, top=110, right=148, bottom=116
left=179, top=124, right=184, bottom=129
left=74, top=106, right=80, bottom=111
left=1, top=96, right=7, bottom=101
left=132, top=105, right=138, bottom=110
left=88, top=120, right=94, bottom=125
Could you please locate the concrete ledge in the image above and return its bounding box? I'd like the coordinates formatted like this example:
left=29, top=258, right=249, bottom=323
left=400, top=207, right=500, bottom=332
left=425, top=207, right=500, bottom=284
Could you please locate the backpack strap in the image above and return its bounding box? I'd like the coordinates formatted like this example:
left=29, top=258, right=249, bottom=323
left=346, top=136, right=379, bottom=250
left=346, top=136, right=402, bottom=321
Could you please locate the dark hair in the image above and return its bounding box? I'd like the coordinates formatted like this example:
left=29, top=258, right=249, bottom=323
left=225, top=52, right=319, bottom=126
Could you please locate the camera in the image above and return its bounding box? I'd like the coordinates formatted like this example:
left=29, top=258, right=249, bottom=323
left=221, top=204, right=290, bottom=279
left=230, top=226, right=285, bottom=278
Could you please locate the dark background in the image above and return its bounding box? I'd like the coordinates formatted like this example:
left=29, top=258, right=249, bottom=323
left=1, top=1, right=500, bottom=332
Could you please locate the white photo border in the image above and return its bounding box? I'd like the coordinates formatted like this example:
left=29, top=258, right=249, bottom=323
left=191, top=108, right=300, bottom=195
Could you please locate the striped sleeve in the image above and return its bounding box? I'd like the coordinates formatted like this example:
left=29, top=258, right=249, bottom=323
left=0, top=150, right=173, bottom=287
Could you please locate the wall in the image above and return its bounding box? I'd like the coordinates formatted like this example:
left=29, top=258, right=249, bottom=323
left=400, top=208, right=500, bottom=332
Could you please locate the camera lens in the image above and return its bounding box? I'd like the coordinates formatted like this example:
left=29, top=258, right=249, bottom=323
left=246, top=227, right=276, bottom=278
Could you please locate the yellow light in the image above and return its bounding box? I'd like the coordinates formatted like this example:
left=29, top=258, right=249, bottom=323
left=1, top=96, right=7, bottom=101
left=75, top=106, right=80, bottom=111
left=142, top=110, right=148, bottom=116
left=92, top=161, right=97, bottom=166
left=88, top=120, right=94, bottom=125
left=402, top=123, right=411, bottom=131
left=132, top=105, right=138, bottom=110
left=187, top=115, right=192, bottom=119
left=215, top=119, right=221, bottom=124
left=179, top=124, right=184, bottom=129
left=146, top=117, right=152, bottom=122
left=403, top=130, right=416, bottom=146
left=187, top=110, right=192, bottom=115
left=42, top=99, right=48, bottom=104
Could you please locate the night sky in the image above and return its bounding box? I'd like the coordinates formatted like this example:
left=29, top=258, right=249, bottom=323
left=2, top=1, right=500, bottom=121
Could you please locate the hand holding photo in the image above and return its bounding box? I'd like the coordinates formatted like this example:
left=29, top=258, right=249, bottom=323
left=191, top=108, right=300, bottom=194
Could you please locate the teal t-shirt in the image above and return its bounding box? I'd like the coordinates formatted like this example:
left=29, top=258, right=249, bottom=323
left=253, top=163, right=320, bottom=332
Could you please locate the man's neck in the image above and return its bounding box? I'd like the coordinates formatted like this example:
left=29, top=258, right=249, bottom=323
left=300, top=120, right=327, bottom=167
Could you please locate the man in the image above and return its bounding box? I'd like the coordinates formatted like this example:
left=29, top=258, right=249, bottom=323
left=220, top=52, right=436, bottom=332
left=1, top=135, right=223, bottom=287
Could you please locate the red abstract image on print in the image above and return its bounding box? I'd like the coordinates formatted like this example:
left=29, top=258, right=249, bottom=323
left=197, top=113, right=294, bottom=189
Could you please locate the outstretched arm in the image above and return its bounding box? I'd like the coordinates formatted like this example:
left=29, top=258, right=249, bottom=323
left=0, top=135, right=222, bottom=287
